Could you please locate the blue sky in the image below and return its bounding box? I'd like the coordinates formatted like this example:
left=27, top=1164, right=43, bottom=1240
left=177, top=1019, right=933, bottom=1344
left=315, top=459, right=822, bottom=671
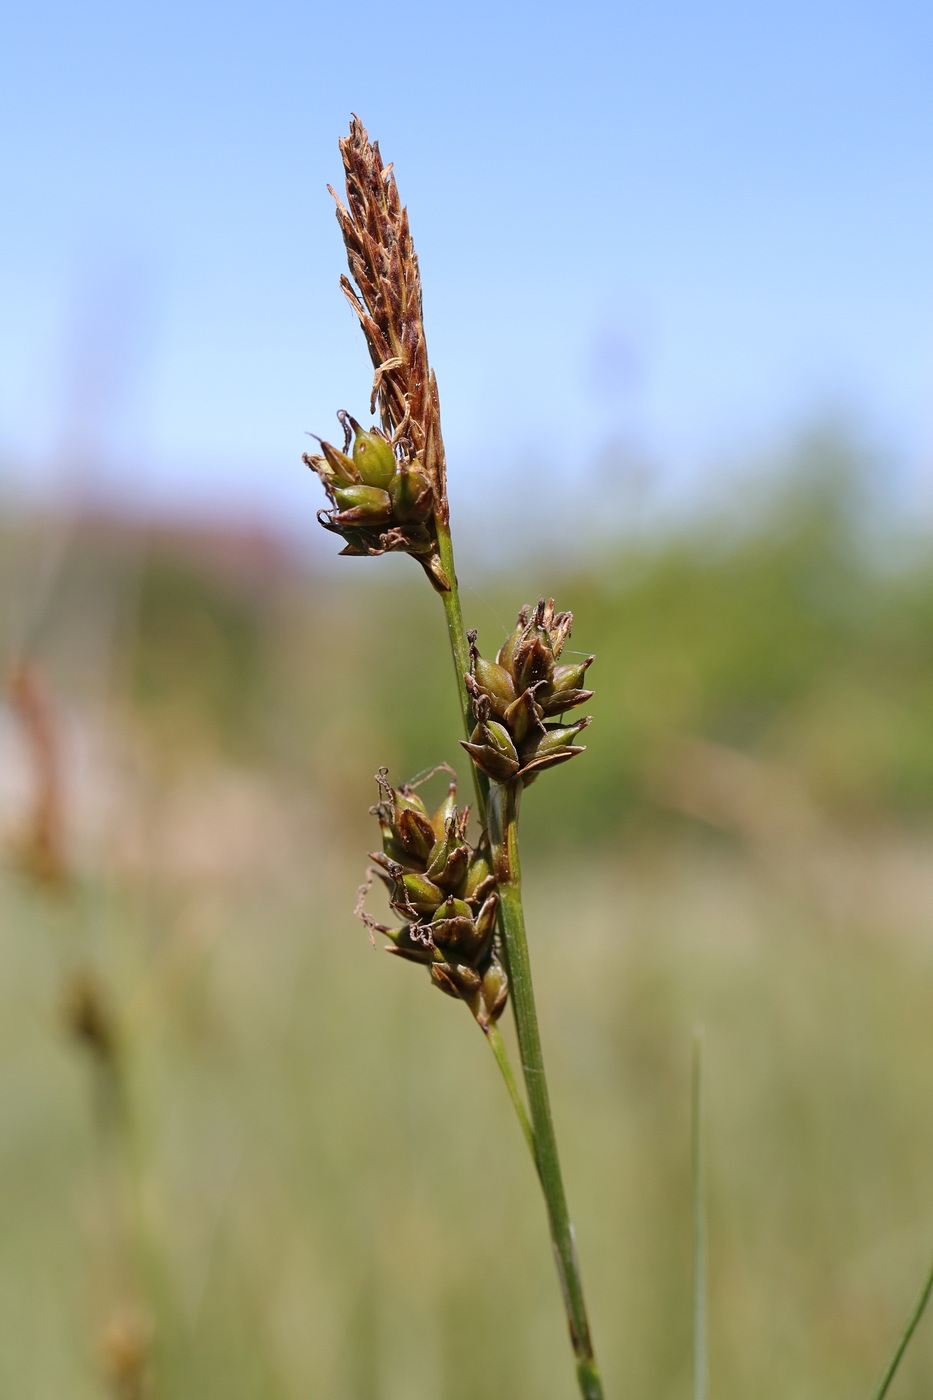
left=2, top=0, right=931, bottom=538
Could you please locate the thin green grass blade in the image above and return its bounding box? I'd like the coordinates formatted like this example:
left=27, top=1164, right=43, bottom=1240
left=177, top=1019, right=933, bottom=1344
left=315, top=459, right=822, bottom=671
left=484, top=1018, right=536, bottom=1163
left=870, top=1251, right=933, bottom=1400
left=692, top=1029, right=708, bottom=1400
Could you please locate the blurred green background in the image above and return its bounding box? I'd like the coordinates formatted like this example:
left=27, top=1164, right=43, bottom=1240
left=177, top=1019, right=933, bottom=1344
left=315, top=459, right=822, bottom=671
left=2, top=427, right=933, bottom=1399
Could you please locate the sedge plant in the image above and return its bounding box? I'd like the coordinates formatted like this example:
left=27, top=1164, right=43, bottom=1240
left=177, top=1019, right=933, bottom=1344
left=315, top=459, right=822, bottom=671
left=306, top=117, right=933, bottom=1400
left=304, top=117, right=603, bottom=1399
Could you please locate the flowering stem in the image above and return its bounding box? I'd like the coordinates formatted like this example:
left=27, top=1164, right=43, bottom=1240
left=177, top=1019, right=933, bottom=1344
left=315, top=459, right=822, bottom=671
left=326, top=116, right=602, bottom=1397
left=435, top=519, right=534, bottom=1140
left=483, top=1017, right=536, bottom=1160
left=489, top=779, right=604, bottom=1400
left=435, top=520, right=490, bottom=818
left=431, top=523, right=604, bottom=1397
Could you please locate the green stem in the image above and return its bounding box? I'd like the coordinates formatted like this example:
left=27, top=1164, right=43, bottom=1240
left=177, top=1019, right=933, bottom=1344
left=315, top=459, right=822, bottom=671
left=484, top=1017, right=536, bottom=1161
left=436, top=518, right=525, bottom=1139
left=870, top=1251, right=933, bottom=1400
left=435, top=520, right=489, bottom=820
left=489, top=779, right=604, bottom=1400
left=433, top=520, right=508, bottom=1002
left=433, top=519, right=603, bottom=1396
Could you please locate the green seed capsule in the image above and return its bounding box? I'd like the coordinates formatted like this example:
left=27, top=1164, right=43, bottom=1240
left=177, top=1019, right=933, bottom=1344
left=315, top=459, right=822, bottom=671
left=391, top=463, right=433, bottom=522
left=384, top=925, right=435, bottom=965
left=430, top=963, right=462, bottom=999
left=523, top=720, right=589, bottom=759
left=352, top=425, right=397, bottom=489
left=512, top=634, right=555, bottom=693
left=332, top=485, right=393, bottom=524
left=485, top=721, right=520, bottom=764
left=431, top=782, right=459, bottom=839
left=320, top=440, right=361, bottom=484
left=400, top=873, right=445, bottom=914
left=496, top=618, right=527, bottom=677
left=538, top=686, right=594, bottom=717
left=503, top=689, right=541, bottom=744
left=461, top=720, right=522, bottom=781
left=550, top=658, right=593, bottom=694
left=372, top=772, right=434, bottom=865
left=474, top=893, right=498, bottom=939
left=434, top=897, right=472, bottom=922
left=474, top=658, right=516, bottom=709
left=425, top=832, right=450, bottom=876
left=446, top=962, right=482, bottom=997
left=428, top=845, right=469, bottom=895
left=394, top=788, right=431, bottom=822
left=463, top=853, right=493, bottom=901
left=480, top=960, right=509, bottom=1020
left=396, top=806, right=437, bottom=861
left=433, top=919, right=481, bottom=960
left=517, top=716, right=591, bottom=783
left=378, top=823, right=411, bottom=866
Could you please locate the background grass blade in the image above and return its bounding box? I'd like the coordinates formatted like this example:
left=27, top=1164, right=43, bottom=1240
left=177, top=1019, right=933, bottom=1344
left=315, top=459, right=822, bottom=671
left=693, top=1029, right=708, bottom=1400
left=870, top=1252, right=933, bottom=1400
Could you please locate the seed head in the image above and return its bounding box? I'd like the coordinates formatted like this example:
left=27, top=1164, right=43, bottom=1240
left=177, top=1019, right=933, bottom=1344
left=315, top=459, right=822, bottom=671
left=305, top=117, right=451, bottom=591
left=461, top=600, right=595, bottom=787
left=361, top=770, right=507, bottom=1027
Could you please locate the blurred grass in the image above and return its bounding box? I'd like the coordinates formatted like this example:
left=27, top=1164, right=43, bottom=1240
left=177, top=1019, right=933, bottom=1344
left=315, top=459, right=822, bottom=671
left=2, top=428, right=933, bottom=1397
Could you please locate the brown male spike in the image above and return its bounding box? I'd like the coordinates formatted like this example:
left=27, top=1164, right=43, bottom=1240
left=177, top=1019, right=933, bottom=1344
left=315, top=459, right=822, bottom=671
left=330, top=116, right=448, bottom=519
